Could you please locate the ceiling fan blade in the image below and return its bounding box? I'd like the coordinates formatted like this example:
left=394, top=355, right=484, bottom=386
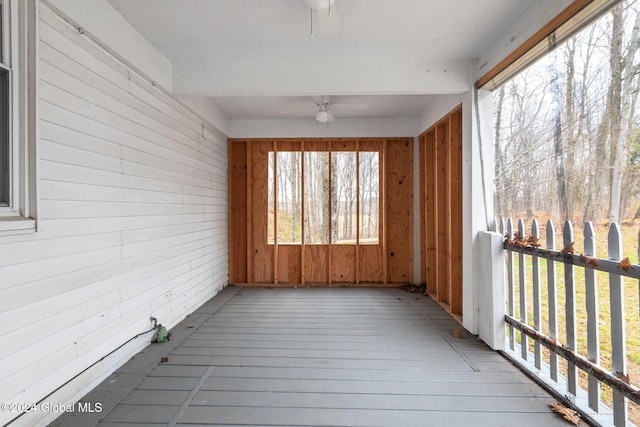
left=311, top=95, right=326, bottom=105
left=279, top=104, right=317, bottom=114
left=316, top=1, right=340, bottom=35
left=331, top=102, right=368, bottom=110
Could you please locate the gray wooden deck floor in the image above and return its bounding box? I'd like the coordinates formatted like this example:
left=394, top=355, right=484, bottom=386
left=53, top=286, right=569, bottom=427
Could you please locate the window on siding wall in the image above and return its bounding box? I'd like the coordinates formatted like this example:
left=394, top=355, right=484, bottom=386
left=268, top=149, right=380, bottom=245
left=0, top=1, right=9, bottom=207
left=492, top=0, right=639, bottom=225
left=0, top=0, right=38, bottom=235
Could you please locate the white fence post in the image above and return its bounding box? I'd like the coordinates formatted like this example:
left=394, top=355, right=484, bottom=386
left=479, top=230, right=505, bottom=350
left=517, top=219, right=528, bottom=360
left=608, top=223, right=628, bottom=426
left=531, top=219, right=542, bottom=370
left=584, top=222, right=601, bottom=411
left=563, top=220, right=578, bottom=397
left=507, top=218, right=515, bottom=350
left=546, top=220, right=559, bottom=382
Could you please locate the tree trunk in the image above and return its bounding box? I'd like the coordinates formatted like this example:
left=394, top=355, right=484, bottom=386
left=608, top=7, right=624, bottom=224
left=550, top=46, right=568, bottom=220
left=578, top=27, right=596, bottom=224
left=564, top=39, right=577, bottom=222
left=494, top=85, right=506, bottom=217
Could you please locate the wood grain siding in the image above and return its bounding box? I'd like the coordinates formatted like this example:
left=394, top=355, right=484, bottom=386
left=385, top=138, right=413, bottom=284
left=0, top=4, right=227, bottom=425
left=419, top=106, right=463, bottom=317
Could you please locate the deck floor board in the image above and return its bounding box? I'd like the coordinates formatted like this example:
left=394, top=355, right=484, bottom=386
left=52, top=286, right=568, bottom=426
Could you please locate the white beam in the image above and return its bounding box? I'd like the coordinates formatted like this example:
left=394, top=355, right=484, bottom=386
left=173, top=60, right=471, bottom=97
left=476, top=0, right=573, bottom=79
left=229, top=117, right=418, bottom=139
left=44, top=0, right=173, bottom=91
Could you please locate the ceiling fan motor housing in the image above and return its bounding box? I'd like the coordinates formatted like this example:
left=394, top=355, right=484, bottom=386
left=305, top=0, right=335, bottom=11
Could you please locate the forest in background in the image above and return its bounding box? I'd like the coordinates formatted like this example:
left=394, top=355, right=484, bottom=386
left=267, top=151, right=380, bottom=245
left=493, top=0, right=640, bottom=225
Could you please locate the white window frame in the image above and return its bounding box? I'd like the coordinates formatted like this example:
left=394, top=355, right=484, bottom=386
left=0, top=0, right=38, bottom=236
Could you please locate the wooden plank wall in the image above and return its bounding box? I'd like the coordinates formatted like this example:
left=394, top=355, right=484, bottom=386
left=228, top=138, right=412, bottom=286
left=386, top=138, right=413, bottom=283
left=419, top=105, right=463, bottom=316
left=0, top=5, right=228, bottom=424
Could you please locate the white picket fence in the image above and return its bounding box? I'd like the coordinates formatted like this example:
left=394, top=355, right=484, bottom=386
left=498, top=218, right=640, bottom=427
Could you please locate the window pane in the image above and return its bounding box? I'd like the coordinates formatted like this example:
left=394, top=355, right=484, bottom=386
left=268, top=152, right=302, bottom=244
left=0, top=3, right=3, bottom=64
left=0, top=68, right=8, bottom=207
left=268, top=152, right=275, bottom=243
left=493, top=1, right=640, bottom=224
left=359, top=152, right=379, bottom=244
left=331, top=152, right=356, bottom=244
left=304, top=151, right=329, bottom=244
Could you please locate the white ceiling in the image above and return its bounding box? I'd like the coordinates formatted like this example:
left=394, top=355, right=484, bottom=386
left=107, top=0, right=538, bottom=122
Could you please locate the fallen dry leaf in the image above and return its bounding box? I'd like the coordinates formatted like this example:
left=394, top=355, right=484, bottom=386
left=579, top=254, right=599, bottom=269
left=615, top=371, right=630, bottom=384
left=550, top=402, right=581, bottom=425
left=512, top=231, right=527, bottom=247
left=617, top=257, right=633, bottom=272
left=452, top=328, right=465, bottom=338
left=160, top=356, right=169, bottom=363
left=526, top=236, right=541, bottom=248
left=561, top=242, right=576, bottom=255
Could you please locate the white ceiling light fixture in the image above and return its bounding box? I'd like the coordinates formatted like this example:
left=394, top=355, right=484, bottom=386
left=315, top=104, right=334, bottom=123
left=279, top=96, right=368, bottom=128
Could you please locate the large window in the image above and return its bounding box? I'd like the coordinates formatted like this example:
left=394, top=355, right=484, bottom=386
left=493, top=0, right=640, bottom=224
left=268, top=149, right=379, bottom=245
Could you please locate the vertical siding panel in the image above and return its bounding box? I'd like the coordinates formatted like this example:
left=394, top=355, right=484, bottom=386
left=386, top=138, right=413, bottom=284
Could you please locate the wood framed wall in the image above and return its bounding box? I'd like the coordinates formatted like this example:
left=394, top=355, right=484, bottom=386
left=419, top=105, right=463, bottom=316
left=228, top=137, right=413, bottom=286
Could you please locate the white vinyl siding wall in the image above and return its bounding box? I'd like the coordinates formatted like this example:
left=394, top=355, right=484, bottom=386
left=0, top=3, right=227, bottom=425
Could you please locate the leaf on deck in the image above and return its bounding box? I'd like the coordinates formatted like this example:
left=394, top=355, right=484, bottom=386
left=550, top=402, right=581, bottom=425
left=452, top=328, right=465, bottom=338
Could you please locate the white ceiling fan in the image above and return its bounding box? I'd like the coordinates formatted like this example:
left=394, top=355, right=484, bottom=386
left=305, top=0, right=341, bottom=36
left=311, top=96, right=368, bottom=123
left=280, top=96, right=368, bottom=124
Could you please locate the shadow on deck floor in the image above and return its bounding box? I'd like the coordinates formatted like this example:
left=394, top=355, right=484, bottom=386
left=52, top=286, right=568, bottom=427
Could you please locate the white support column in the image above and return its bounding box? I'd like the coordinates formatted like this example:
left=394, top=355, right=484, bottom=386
left=478, top=230, right=505, bottom=350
